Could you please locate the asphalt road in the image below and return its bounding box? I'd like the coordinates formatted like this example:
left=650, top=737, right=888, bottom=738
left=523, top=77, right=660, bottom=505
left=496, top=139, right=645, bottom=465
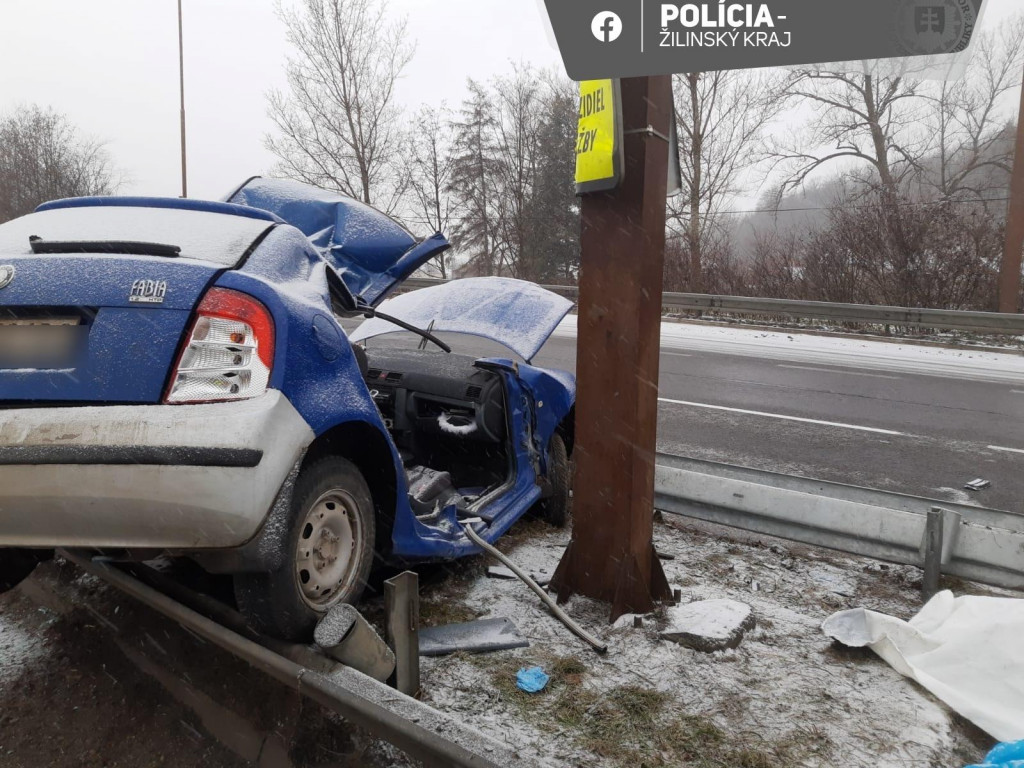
left=350, top=318, right=1024, bottom=513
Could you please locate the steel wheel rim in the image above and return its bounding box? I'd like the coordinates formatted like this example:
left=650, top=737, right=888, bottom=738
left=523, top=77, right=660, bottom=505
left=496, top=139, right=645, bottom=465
left=295, top=489, right=361, bottom=609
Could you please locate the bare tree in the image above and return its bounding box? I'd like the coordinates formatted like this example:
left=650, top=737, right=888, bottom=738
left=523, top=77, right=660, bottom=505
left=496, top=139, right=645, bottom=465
left=769, top=62, right=926, bottom=201
left=406, top=104, right=456, bottom=277
left=670, top=69, right=784, bottom=292
left=266, top=0, right=413, bottom=214
left=492, top=65, right=542, bottom=279
left=919, top=16, right=1024, bottom=203
left=0, top=105, right=116, bottom=224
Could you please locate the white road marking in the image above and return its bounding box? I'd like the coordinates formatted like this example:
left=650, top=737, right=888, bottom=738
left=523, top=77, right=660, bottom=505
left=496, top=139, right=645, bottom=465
left=662, top=351, right=692, bottom=357
left=658, top=397, right=904, bottom=435
left=777, top=364, right=900, bottom=380
left=988, top=445, right=1024, bottom=455
left=1012, top=390, right=1024, bottom=395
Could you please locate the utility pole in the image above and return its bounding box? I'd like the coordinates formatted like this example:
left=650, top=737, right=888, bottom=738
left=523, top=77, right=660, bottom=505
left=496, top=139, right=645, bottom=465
left=997, top=64, right=1024, bottom=313
left=177, top=0, right=188, bottom=198
left=550, top=76, right=673, bottom=621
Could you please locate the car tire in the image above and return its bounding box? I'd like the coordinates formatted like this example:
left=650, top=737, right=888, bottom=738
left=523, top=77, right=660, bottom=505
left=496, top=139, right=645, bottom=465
left=234, top=457, right=375, bottom=640
left=539, top=433, right=571, bottom=528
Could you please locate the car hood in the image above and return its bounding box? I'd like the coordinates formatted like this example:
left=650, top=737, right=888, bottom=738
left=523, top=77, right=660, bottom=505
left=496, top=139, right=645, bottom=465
left=225, top=177, right=449, bottom=306
left=349, top=277, right=574, bottom=361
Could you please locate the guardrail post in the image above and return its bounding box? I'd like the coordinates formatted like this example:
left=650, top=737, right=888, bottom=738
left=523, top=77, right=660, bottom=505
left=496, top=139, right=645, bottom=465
left=922, top=508, right=944, bottom=601
left=385, top=571, right=420, bottom=697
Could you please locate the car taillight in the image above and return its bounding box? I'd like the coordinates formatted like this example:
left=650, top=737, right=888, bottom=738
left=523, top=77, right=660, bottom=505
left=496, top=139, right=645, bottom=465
left=164, top=287, right=275, bottom=404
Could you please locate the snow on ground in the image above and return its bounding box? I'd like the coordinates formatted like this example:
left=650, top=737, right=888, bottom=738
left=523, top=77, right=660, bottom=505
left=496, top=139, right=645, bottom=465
left=553, top=315, right=1024, bottom=384
left=0, top=604, right=49, bottom=686
left=416, top=516, right=1003, bottom=768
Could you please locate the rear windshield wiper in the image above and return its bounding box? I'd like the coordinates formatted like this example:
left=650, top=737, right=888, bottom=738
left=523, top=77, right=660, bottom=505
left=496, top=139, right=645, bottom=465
left=29, top=236, right=181, bottom=258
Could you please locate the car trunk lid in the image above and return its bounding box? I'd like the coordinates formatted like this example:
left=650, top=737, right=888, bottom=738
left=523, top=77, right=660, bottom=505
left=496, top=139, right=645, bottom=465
left=0, top=203, right=276, bottom=403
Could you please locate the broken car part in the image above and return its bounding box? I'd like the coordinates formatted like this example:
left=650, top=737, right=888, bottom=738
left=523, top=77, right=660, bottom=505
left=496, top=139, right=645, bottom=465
left=314, top=603, right=396, bottom=682
left=418, top=617, right=529, bottom=656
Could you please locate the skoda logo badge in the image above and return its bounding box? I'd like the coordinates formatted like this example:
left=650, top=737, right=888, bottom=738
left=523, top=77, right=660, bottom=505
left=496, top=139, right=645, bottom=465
left=0, top=265, right=15, bottom=290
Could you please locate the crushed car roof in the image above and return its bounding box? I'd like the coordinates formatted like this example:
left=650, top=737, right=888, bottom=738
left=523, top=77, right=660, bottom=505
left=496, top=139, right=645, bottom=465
left=226, top=177, right=449, bottom=305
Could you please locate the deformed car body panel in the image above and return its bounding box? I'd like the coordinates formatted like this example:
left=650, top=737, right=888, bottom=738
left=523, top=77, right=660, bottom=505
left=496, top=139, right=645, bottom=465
left=0, top=391, right=314, bottom=548
left=226, top=177, right=449, bottom=306
left=350, top=277, right=575, bottom=362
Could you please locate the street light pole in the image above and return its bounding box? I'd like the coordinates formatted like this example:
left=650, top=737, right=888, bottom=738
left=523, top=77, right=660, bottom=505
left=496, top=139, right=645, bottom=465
left=177, top=0, right=188, bottom=198
left=997, top=61, right=1024, bottom=313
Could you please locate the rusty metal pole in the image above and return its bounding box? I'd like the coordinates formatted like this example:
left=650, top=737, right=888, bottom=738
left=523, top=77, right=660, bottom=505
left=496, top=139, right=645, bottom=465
left=997, top=67, right=1024, bottom=313
left=177, top=0, right=188, bottom=198
left=550, top=76, right=673, bottom=622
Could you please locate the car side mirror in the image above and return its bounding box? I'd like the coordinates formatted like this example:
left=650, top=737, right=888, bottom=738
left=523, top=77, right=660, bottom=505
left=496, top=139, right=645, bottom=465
left=326, top=267, right=360, bottom=316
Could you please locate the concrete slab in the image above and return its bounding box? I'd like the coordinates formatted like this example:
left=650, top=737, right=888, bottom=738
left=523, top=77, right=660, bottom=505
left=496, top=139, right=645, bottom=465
left=661, top=598, right=755, bottom=652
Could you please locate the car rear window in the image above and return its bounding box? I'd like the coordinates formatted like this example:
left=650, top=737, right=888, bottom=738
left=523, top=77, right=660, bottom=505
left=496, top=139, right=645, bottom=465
left=0, top=206, right=275, bottom=267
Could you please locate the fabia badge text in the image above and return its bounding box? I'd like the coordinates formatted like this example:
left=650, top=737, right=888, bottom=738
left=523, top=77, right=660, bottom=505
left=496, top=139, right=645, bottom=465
left=129, top=279, right=167, bottom=304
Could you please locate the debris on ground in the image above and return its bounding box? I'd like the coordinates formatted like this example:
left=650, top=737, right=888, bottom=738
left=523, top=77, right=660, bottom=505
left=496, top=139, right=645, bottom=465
left=964, top=478, right=992, bottom=491
left=660, top=598, right=755, bottom=652
left=487, top=565, right=551, bottom=586
left=824, top=590, right=1024, bottom=742
left=516, top=666, right=549, bottom=693
left=413, top=514, right=1013, bottom=768
left=418, top=617, right=529, bottom=656
left=966, top=740, right=1024, bottom=768
left=314, top=602, right=395, bottom=681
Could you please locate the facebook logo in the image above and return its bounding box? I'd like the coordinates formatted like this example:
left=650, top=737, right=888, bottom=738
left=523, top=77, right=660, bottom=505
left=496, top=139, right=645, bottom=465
left=591, top=11, right=622, bottom=43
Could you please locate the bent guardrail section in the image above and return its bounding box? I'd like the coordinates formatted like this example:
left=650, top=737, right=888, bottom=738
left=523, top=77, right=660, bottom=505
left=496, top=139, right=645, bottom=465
left=59, top=549, right=538, bottom=768
left=654, top=453, right=1024, bottom=591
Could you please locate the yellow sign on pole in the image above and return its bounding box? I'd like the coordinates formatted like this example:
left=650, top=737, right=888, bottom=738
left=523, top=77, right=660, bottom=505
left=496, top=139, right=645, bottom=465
left=575, top=79, right=622, bottom=195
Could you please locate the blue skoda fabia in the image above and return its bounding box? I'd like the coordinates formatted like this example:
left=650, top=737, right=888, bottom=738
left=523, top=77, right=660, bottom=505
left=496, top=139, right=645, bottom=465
left=0, top=177, right=575, bottom=638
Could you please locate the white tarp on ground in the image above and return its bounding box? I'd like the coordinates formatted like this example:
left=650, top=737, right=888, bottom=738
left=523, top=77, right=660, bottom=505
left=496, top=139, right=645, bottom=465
left=823, top=591, right=1024, bottom=742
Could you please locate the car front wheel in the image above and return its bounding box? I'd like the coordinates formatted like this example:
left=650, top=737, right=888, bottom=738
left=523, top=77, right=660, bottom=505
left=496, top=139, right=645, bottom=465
left=234, top=457, right=375, bottom=640
left=539, top=433, right=571, bottom=528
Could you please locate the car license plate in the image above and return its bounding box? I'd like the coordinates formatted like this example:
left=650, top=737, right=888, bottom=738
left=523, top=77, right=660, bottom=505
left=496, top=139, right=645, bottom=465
left=0, top=316, right=81, bottom=368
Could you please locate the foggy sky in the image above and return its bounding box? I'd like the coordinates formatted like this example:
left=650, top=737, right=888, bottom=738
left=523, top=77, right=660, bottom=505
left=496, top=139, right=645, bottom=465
left=0, top=0, right=1018, bottom=203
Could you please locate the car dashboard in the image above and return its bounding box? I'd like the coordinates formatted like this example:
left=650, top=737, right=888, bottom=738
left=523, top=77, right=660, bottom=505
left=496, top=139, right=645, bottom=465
left=361, top=348, right=506, bottom=445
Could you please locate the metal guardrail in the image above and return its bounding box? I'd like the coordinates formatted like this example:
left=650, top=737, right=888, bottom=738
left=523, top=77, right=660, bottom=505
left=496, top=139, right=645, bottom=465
left=402, top=277, right=1024, bottom=336
left=59, top=549, right=537, bottom=768
left=653, top=453, right=1024, bottom=591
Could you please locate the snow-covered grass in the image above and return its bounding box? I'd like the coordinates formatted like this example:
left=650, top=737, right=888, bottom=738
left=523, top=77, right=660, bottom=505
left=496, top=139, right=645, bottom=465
left=0, top=599, right=50, bottom=685
left=416, top=516, right=1001, bottom=767
left=553, top=314, right=1024, bottom=384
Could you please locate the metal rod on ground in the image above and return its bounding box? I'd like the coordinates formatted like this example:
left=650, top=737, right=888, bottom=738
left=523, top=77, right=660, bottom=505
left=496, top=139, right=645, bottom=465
left=57, top=549, right=531, bottom=768
left=460, top=520, right=608, bottom=654
left=922, top=508, right=944, bottom=601
left=384, top=571, right=420, bottom=697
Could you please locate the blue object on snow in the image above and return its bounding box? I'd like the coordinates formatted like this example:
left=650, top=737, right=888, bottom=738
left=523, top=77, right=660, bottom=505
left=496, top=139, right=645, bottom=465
left=516, top=666, right=549, bottom=693
left=965, top=740, right=1024, bottom=768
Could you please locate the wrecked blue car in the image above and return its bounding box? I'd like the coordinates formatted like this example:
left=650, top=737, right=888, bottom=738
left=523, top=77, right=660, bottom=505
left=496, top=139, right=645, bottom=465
left=0, top=177, right=575, bottom=638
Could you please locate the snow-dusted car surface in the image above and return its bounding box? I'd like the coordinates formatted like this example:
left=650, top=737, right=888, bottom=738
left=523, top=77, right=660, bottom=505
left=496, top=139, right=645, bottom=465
left=0, top=177, right=576, bottom=639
